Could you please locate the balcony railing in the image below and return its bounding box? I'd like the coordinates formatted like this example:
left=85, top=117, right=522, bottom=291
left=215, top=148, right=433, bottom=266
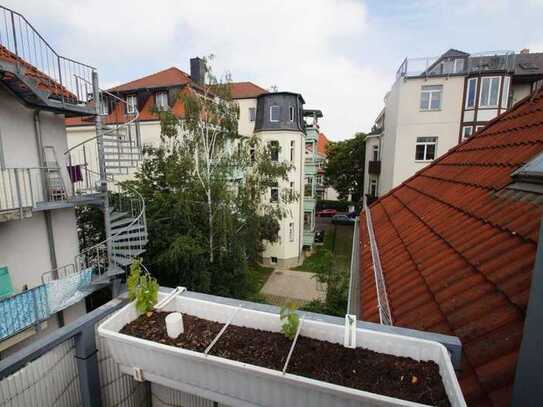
left=368, top=160, right=381, bottom=175
left=396, top=50, right=516, bottom=79
left=0, top=5, right=96, bottom=107
left=0, top=167, right=76, bottom=218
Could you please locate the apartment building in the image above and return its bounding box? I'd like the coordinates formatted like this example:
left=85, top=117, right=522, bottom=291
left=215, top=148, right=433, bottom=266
left=66, top=60, right=319, bottom=268
left=0, top=8, right=97, bottom=353
left=364, top=48, right=543, bottom=199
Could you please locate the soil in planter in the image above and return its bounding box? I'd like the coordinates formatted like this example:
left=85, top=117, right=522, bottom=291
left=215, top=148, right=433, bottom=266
left=208, top=324, right=292, bottom=371
left=120, top=311, right=224, bottom=352
left=120, top=312, right=450, bottom=406
left=288, top=336, right=451, bottom=407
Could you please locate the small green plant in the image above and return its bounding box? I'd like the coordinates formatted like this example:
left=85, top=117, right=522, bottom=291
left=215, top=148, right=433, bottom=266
left=280, top=302, right=300, bottom=340
left=127, top=259, right=159, bottom=314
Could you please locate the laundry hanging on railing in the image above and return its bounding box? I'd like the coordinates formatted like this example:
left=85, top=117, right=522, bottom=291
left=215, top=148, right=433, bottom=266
left=46, top=268, right=93, bottom=313
left=66, top=165, right=83, bottom=183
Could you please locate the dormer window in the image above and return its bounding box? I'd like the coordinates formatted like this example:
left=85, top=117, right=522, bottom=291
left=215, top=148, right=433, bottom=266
left=156, top=92, right=168, bottom=111
left=126, top=95, right=137, bottom=114
left=270, top=105, right=280, bottom=122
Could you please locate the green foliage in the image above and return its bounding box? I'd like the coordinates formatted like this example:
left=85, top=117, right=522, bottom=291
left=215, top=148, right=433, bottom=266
left=299, top=226, right=350, bottom=317
left=127, top=259, right=159, bottom=314
left=324, top=132, right=367, bottom=203
left=280, top=303, right=300, bottom=340
left=76, top=206, right=105, bottom=252
left=129, top=56, right=296, bottom=300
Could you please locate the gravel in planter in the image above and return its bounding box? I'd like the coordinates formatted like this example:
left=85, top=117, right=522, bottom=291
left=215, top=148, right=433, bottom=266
left=120, top=311, right=224, bottom=353
left=120, top=312, right=451, bottom=406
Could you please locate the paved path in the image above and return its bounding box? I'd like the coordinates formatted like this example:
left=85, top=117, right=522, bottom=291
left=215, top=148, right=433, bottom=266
left=260, top=269, right=326, bottom=306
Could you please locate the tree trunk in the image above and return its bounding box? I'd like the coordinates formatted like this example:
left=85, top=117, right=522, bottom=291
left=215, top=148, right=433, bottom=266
left=207, top=190, right=214, bottom=263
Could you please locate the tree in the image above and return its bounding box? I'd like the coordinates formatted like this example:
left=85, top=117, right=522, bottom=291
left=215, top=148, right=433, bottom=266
left=129, top=56, right=297, bottom=298
left=324, top=132, right=366, bottom=203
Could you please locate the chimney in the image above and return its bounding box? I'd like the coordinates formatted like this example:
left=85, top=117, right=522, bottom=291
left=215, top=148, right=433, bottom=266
left=520, top=48, right=530, bottom=54
left=190, top=57, right=206, bottom=86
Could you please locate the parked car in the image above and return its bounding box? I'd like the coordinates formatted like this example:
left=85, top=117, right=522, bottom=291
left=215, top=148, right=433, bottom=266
left=347, top=211, right=358, bottom=219
left=317, top=209, right=337, bottom=217
left=331, top=214, right=355, bottom=225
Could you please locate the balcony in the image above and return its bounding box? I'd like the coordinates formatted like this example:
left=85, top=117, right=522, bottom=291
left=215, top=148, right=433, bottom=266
left=396, top=50, right=516, bottom=79
left=368, top=160, right=381, bottom=175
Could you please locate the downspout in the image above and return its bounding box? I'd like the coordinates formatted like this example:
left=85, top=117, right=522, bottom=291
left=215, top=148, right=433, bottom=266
left=34, top=110, right=64, bottom=327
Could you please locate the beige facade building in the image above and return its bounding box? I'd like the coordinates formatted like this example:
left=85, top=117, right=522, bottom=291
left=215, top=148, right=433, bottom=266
left=365, top=49, right=543, bottom=200
left=66, top=62, right=318, bottom=268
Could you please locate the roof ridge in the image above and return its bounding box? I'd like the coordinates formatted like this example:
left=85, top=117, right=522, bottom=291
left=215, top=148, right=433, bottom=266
left=108, top=66, right=189, bottom=92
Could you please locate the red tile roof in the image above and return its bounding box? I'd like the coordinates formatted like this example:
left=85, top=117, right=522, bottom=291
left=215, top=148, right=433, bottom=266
left=0, top=45, right=74, bottom=100
left=359, top=90, right=543, bottom=407
left=229, top=81, right=267, bottom=99
left=317, top=132, right=329, bottom=156
left=108, top=67, right=191, bottom=92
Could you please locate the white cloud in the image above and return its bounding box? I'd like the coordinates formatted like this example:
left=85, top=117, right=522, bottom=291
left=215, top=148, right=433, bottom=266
left=4, top=0, right=388, bottom=140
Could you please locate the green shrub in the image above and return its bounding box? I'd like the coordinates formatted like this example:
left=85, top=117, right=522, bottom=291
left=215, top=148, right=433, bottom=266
left=127, top=259, right=159, bottom=314
left=280, top=302, right=300, bottom=340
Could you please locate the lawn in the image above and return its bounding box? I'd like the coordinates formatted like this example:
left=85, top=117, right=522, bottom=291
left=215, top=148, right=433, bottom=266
left=295, top=223, right=354, bottom=317
left=245, top=263, right=274, bottom=303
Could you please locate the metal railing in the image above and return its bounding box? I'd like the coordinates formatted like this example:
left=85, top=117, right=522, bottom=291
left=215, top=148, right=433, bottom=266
left=0, top=285, right=48, bottom=341
left=363, top=197, right=393, bottom=325
left=0, top=5, right=95, bottom=106
left=347, top=217, right=360, bottom=316
left=0, top=167, right=67, bottom=217
left=396, top=50, right=516, bottom=79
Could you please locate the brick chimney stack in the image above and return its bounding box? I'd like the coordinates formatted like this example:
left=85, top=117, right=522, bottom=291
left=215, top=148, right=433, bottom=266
left=190, top=57, right=206, bottom=86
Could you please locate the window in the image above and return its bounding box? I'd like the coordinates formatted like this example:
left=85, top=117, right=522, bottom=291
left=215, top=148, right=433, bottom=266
left=99, top=99, right=108, bottom=116
left=462, top=126, right=473, bottom=139
left=270, top=182, right=279, bottom=203
left=453, top=58, right=465, bottom=74
left=290, top=181, right=294, bottom=195
left=270, top=105, right=280, bottom=122
left=249, top=107, right=256, bottom=122
left=126, top=95, right=137, bottom=114
left=304, top=176, right=313, bottom=198
left=156, top=92, right=168, bottom=111
left=501, top=76, right=510, bottom=109
left=372, top=144, right=379, bottom=161
left=269, top=141, right=279, bottom=162
left=479, top=77, right=500, bottom=107
left=415, top=137, right=437, bottom=161
left=476, top=125, right=485, bottom=132
left=305, top=142, right=313, bottom=156
left=289, top=222, right=295, bottom=242
left=289, top=106, right=295, bottom=122
left=290, top=141, right=295, bottom=162
left=271, top=257, right=278, bottom=264
left=420, top=85, right=442, bottom=111
left=369, top=179, right=378, bottom=197
left=465, top=78, right=478, bottom=109
left=304, top=212, right=312, bottom=231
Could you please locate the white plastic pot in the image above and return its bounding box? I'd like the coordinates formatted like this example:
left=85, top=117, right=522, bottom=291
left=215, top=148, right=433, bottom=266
left=98, top=292, right=466, bottom=407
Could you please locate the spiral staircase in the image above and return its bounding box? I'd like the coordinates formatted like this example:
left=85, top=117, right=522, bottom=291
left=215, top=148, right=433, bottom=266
left=43, top=89, right=147, bottom=285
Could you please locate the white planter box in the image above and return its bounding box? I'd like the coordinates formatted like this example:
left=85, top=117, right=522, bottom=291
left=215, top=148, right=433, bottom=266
left=98, top=293, right=466, bottom=407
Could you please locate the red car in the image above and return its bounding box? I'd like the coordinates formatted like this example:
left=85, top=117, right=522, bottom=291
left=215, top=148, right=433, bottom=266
left=317, top=209, right=337, bottom=217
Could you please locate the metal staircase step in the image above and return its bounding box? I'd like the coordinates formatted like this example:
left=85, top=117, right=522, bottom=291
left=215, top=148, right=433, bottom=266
left=110, top=255, right=134, bottom=267
left=112, top=248, right=146, bottom=257
left=111, top=239, right=148, bottom=249
left=110, top=211, right=128, bottom=221
left=91, top=266, right=125, bottom=284
left=111, top=229, right=147, bottom=242
left=110, top=217, right=136, bottom=229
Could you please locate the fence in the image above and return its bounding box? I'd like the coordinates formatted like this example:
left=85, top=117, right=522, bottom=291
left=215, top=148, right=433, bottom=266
left=0, top=286, right=48, bottom=342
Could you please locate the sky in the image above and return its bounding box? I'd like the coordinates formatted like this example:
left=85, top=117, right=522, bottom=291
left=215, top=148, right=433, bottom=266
left=5, top=0, right=543, bottom=141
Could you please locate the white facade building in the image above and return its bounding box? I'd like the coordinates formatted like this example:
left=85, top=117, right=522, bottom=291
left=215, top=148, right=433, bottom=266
left=365, top=49, right=543, bottom=199
left=66, top=62, right=315, bottom=268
